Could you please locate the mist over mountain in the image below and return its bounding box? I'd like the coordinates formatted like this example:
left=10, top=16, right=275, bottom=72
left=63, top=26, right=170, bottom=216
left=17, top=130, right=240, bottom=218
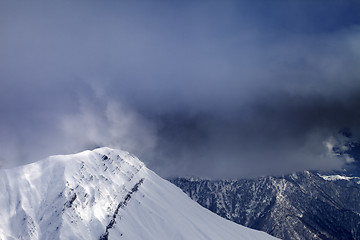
left=1, top=1, right=359, bottom=239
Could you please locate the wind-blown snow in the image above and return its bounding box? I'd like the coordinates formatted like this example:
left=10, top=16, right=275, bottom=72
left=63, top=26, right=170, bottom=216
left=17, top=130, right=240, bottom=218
left=318, top=174, right=360, bottom=184
left=0, top=147, right=277, bottom=240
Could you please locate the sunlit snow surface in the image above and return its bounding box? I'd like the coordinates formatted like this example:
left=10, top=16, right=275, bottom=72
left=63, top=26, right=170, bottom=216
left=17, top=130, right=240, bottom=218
left=318, top=174, right=360, bottom=184
left=0, top=147, right=277, bottom=240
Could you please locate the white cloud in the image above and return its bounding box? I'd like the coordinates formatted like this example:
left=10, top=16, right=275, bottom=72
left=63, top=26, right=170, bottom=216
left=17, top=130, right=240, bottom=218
left=60, top=99, right=156, bottom=159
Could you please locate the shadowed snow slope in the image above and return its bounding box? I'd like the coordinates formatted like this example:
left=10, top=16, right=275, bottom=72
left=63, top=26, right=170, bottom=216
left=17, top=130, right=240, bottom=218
left=0, top=147, right=277, bottom=240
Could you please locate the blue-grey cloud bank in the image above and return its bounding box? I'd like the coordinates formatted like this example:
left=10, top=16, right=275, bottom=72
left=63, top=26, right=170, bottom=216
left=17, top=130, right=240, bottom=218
left=1, top=0, right=360, bottom=178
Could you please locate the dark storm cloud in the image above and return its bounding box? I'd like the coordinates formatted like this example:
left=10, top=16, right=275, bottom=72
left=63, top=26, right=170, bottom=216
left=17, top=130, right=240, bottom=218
left=149, top=93, right=360, bottom=177
left=0, top=0, right=359, bottom=177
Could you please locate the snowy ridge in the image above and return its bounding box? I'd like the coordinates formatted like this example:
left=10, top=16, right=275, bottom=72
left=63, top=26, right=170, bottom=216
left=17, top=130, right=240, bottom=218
left=0, top=147, right=276, bottom=240
left=318, top=174, right=360, bottom=184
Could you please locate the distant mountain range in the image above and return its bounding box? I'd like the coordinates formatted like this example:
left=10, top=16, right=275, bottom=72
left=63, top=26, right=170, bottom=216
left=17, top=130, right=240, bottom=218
left=0, top=147, right=276, bottom=240
left=171, top=135, right=360, bottom=240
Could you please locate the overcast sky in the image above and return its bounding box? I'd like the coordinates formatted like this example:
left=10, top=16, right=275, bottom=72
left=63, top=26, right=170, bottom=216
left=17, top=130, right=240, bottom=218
left=1, top=0, right=360, bottom=178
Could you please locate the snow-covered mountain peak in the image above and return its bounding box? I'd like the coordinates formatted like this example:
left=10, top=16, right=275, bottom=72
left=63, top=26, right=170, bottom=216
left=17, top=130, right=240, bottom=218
left=45, top=146, right=144, bottom=171
left=1, top=147, right=146, bottom=239
left=0, top=148, right=277, bottom=240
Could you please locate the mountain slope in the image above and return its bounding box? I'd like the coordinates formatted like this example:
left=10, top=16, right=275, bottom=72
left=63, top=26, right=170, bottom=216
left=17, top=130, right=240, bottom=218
left=0, top=147, right=276, bottom=240
left=171, top=171, right=360, bottom=240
